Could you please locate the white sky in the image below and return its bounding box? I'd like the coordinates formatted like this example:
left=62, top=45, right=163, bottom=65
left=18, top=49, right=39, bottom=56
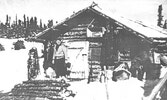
left=0, top=0, right=166, bottom=26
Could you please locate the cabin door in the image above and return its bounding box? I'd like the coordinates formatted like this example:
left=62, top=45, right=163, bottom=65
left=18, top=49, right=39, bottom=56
left=67, top=41, right=89, bottom=78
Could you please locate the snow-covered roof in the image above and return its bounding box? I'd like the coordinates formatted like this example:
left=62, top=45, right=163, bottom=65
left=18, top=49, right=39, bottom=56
left=92, top=6, right=167, bottom=38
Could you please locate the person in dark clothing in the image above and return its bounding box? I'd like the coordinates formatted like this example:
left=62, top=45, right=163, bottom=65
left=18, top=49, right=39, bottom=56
left=141, top=56, right=152, bottom=80
left=130, top=57, right=145, bottom=81
left=41, top=41, right=54, bottom=76
left=52, top=38, right=68, bottom=79
left=140, top=51, right=161, bottom=80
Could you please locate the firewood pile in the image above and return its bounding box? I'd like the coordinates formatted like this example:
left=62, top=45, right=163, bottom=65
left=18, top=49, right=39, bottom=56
left=3, top=80, right=76, bottom=100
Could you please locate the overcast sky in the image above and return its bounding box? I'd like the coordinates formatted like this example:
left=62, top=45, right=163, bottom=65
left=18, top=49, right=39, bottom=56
left=0, top=0, right=166, bottom=26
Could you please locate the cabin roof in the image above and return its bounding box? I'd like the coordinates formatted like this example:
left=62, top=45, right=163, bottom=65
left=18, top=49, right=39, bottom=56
left=36, top=4, right=167, bottom=41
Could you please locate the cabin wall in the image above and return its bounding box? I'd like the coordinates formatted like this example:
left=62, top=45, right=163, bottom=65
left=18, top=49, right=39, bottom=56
left=118, top=30, right=150, bottom=59
left=101, top=29, right=151, bottom=66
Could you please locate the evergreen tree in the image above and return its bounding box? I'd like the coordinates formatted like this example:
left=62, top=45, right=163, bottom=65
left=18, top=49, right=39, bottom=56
left=40, top=19, right=43, bottom=29
left=16, top=14, right=18, bottom=25
left=23, top=14, right=26, bottom=28
left=8, top=16, right=11, bottom=27
left=157, top=5, right=163, bottom=27
left=47, top=20, right=53, bottom=28
left=25, top=27, right=30, bottom=38
left=30, top=17, right=33, bottom=25
left=44, top=24, right=47, bottom=29
left=5, top=15, right=9, bottom=26
left=30, top=17, right=34, bottom=29
left=27, top=17, right=30, bottom=28
left=18, top=19, right=22, bottom=26
left=0, top=14, right=53, bottom=38
left=34, top=17, right=37, bottom=29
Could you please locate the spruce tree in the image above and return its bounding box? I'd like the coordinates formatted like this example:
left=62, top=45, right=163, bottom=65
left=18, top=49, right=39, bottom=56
left=16, top=14, right=18, bottom=25
left=25, top=27, right=30, bottom=38
left=47, top=20, right=53, bottom=28
left=30, top=17, right=34, bottom=29
left=5, top=15, right=8, bottom=26
left=40, top=19, right=43, bottom=29
left=34, top=17, right=37, bottom=29
left=27, top=17, right=30, bottom=28
left=18, top=19, right=22, bottom=26
left=23, top=14, right=26, bottom=28
left=157, top=5, right=163, bottom=27
left=44, top=24, right=47, bottom=29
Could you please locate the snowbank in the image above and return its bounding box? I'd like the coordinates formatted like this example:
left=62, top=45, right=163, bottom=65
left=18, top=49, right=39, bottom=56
left=0, top=38, right=43, bottom=92
left=107, top=78, right=144, bottom=100
left=72, top=78, right=144, bottom=100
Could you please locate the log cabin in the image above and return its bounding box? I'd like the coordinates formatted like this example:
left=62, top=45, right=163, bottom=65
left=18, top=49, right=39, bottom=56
left=35, top=3, right=167, bottom=81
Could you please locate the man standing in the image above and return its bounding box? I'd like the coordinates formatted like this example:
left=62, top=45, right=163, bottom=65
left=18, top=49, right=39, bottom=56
left=52, top=38, right=68, bottom=79
left=42, top=41, right=54, bottom=77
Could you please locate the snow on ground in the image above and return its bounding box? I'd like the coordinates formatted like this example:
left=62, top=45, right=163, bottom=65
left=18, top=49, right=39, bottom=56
left=0, top=38, right=43, bottom=92
left=70, top=78, right=144, bottom=100
left=0, top=38, right=145, bottom=100
left=107, top=78, right=144, bottom=100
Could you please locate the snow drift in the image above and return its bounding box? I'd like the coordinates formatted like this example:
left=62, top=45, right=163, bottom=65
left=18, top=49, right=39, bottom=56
left=0, top=38, right=43, bottom=92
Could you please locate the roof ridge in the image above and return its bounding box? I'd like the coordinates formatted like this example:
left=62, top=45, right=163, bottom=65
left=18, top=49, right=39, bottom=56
left=52, top=2, right=98, bottom=29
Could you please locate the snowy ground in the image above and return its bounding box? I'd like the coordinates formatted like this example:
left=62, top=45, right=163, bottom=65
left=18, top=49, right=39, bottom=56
left=0, top=38, right=44, bottom=92
left=70, top=78, right=144, bottom=100
left=0, top=38, right=146, bottom=100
